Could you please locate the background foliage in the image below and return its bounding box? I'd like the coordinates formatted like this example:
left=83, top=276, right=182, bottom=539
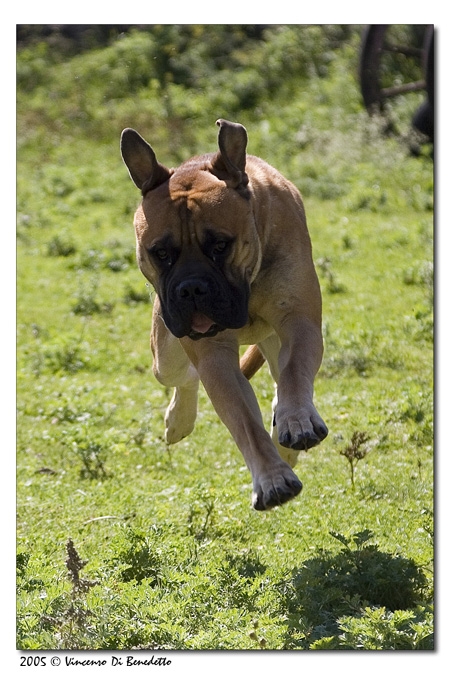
left=17, top=24, right=433, bottom=650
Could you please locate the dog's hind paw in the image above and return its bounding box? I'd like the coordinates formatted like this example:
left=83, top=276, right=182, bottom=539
left=164, top=386, right=198, bottom=445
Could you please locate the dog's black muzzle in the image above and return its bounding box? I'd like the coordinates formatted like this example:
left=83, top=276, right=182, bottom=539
left=160, top=270, right=249, bottom=340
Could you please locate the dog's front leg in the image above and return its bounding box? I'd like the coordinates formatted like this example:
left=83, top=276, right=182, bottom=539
left=151, top=301, right=199, bottom=444
left=274, top=316, right=328, bottom=451
left=181, top=335, right=302, bottom=510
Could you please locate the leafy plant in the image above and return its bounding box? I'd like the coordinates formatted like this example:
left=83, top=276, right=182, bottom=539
left=32, top=333, right=91, bottom=375
left=337, top=605, right=433, bottom=650
left=317, top=256, right=347, bottom=294
left=327, top=530, right=429, bottom=609
left=109, top=527, right=165, bottom=585
left=71, top=275, right=114, bottom=316
left=340, top=431, right=371, bottom=488
left=282, top=530, right=431, bottom=649
left=123, top=284, right=152, bottom=305
left=66, top=539, right=98, bottom=595
left=187, top=486, right=217, bottom=540
left=46, top=234, right=77, bottom=257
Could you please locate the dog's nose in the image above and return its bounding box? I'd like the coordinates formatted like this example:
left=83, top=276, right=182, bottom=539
left=177, top=278, right=209, bottom=300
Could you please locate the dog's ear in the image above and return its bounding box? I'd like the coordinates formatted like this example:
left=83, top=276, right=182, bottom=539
left=120, top=128, right=172, bottom=194
left=211, top=119, right=249, bottom=195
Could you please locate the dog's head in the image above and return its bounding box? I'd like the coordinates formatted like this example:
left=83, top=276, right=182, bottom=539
left=121, top=119, right=261, bottom=339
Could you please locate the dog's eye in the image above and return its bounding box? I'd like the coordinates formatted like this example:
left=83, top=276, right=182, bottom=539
left=203, top=231, right=234, bottom=263
left=213, top=241, right=228, bottom=255
left=155, top=249, right=168, bottom=260
left=149, top=247, right=169, bottom=261
left=148, top=246, right=173, bottom=267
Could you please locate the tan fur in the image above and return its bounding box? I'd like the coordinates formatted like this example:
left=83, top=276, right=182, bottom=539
left=121, top=119, right=328, bottom=510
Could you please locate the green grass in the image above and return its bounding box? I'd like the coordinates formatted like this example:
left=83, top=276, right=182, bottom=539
left=16, top=25, right=433, bottom=650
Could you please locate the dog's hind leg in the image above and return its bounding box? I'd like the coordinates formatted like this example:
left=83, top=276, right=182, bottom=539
left=151, top=301, right=200, bottom=444
left=164, top=371, right=199, bottom=444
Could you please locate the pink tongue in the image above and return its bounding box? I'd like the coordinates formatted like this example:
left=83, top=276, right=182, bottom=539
left=191, top=312, right=215, bottom=334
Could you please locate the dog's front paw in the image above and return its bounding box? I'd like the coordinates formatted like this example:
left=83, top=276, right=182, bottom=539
left=275, top=404, right=328, bottom=451
left=252, top=465, right=302, bottom=511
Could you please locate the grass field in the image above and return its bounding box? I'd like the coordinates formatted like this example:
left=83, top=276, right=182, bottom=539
left=16, top=25, right=434, bottom=650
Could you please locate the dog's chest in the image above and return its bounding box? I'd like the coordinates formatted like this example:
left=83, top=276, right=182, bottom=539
left=234, top=312, right=274, bottom=346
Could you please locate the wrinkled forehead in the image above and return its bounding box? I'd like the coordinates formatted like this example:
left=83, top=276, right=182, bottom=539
left=141, top=166, right=244, bottom=230
left=168, top=163, right=229, bottom=206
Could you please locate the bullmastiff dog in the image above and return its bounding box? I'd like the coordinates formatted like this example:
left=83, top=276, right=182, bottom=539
left=120, top=119, right=328, bottom=510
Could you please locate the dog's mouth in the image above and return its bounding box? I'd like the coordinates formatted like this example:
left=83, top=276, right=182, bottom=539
left=188, top=312, right=223, bottom=340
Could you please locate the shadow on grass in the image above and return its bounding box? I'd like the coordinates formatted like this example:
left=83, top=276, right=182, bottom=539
left=280, top=531, right=432, bottom=649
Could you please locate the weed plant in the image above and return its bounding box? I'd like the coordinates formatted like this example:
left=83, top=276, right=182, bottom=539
left=17, top=25, right=433, bottom=650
